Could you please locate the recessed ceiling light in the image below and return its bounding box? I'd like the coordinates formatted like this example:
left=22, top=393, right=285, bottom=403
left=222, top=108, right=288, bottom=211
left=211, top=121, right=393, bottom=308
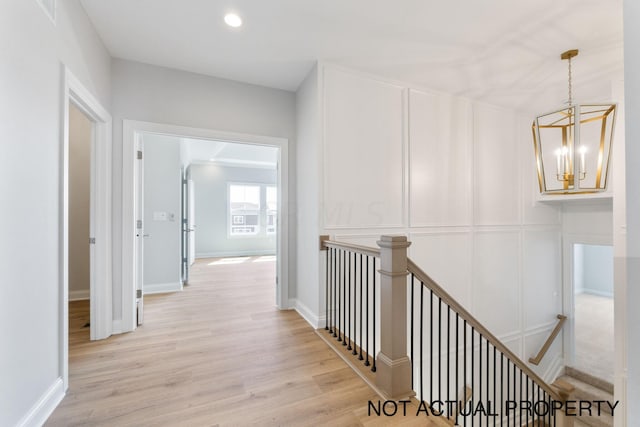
left=224, top=13, right=242, bottom=28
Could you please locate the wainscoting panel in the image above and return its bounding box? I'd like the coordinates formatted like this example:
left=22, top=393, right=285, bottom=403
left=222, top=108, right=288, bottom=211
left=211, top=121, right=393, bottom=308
left=408, top=90, right=472, bottom=227
left=474, top=104, right=520, bottom=226
left=472, top=231, right=521, bottom=337
left=323, top=67, right=405, bottom=229
left=522, top=230, right=562, bottom=329
left=409, top=232, right=472, bottom=309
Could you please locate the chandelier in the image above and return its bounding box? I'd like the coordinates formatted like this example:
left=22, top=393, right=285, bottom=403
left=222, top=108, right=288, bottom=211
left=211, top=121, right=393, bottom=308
left=532, top=49, right=617, bottom=194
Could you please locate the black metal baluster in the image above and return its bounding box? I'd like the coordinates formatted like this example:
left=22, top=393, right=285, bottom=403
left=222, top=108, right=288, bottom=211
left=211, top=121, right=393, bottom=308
left=505, top=359, right=515, bottom=427
left=524, top=375, right=530, bottom=426
left=455, top=313, right=459, bottom=426
left=410, top=274, right=414, bottom=389
left=342, top=250, right=346, bottom=345
left=513, top=363, right=522, bottom=426
left=430, top=290, right=434, bottom=402
left=333, top=249, right=338, bottom=338
left=359, top=253, right=363, bottom=360
left=337, top=250, right=342, bottom=341
left=325, top=246, right=329, bottom=330
left=347, top=252, right=351, bottom=349
left=371, top=257, right=376, bottom=372
left=471, top=327, right=474, bottom=427
left=493, top=346, right=496, bottom=427
left=527, top=375, right=533, bottom=425
left=352, top=253, right=357, bottom=356
left=438, top=297, right=442, bottom=403
left=479, top=334, right=482, bottom=427
left=420, top=283, right=424, bottom=401
left=501, top=353, right=504, bottom=427
left=364, top=256, right=370, bottom=366
left=447, top=304, right=450, bottom=417
left=463, top=320, right=467, bottom=427
left=486, top=338, right=489, bottom=427
left=520, top=369, right=523, bottom=427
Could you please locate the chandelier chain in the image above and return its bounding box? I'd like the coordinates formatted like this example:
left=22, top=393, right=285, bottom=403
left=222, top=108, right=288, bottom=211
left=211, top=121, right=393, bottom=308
left=568, top=56, right=573, bottom=105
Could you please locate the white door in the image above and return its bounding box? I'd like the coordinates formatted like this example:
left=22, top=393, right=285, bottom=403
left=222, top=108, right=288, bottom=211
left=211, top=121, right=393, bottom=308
left=134, top=136, right=145, bottom=325
left=188, top=179, right=196, bottom=266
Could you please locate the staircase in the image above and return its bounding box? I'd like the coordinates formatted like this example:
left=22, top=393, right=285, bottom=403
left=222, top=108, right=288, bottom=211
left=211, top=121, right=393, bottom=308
left=319, top=235, right=579, bottom=427
left=559, top=367, right=615, bottom=427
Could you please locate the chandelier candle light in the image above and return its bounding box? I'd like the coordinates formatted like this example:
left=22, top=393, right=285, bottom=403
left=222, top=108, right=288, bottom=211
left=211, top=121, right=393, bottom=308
left=532, top=49, right=617, bottom=194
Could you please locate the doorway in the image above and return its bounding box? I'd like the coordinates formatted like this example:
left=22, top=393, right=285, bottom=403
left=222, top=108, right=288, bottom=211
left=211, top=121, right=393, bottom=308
left=570, top=243, right=614, bottom=384
left=122, top=121, right=289, bottom=333
left=138, top=134, right=279, bottom=302
left=60, top=66, right=113, bottom=389
left=67, top=102, right=93, bottom=342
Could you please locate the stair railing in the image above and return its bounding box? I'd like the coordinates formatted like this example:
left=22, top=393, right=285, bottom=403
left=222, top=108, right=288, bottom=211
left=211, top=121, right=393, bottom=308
left=320, top=235, right=574, bottom=427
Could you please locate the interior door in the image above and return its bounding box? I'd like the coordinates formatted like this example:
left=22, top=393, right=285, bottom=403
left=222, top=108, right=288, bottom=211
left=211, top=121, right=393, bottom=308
left=181, top=167, right=189, bottom=285
left=187, top=178, right=196, bottom=266
left=182, top=167, right=195, bottom=285
left=134, top=135, right=144, bottom=326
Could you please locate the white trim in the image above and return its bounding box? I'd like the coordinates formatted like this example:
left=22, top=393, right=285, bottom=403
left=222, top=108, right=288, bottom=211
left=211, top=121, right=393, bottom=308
left=291, top=298, right=322, bottom=328
left=123, top=120, right=290, bottom=333
left=61, top=66, right=112, bottom=391
left=144, top=282, right=182, bottom=294
left=69, top=290, right=90, bottom=301
left=16, top=378, right=64, bottom=427
left=196, top=250, right=275, bottom=258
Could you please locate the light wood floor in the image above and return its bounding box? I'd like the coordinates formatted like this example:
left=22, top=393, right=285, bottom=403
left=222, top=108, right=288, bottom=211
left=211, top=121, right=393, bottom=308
left=48, top=256, right=434, bottom=426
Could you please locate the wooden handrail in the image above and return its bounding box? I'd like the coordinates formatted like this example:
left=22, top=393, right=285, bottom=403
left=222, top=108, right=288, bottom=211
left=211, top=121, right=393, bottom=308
left=529, top=314, right=567, bottom=366
left=321, top=238, right=381, bottom=258
left=406, top=258, right=562, bottom=401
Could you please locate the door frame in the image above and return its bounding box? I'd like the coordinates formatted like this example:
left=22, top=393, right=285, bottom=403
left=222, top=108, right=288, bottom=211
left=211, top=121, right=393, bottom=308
left=562, top=232, right=613, bottom=367
left=60, top=66, right=113, bottom=389
left=122, top=120, right=290, bottom=332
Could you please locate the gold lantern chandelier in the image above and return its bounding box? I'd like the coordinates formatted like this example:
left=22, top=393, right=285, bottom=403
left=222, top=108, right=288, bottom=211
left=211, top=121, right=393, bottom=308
left=532, top=49, right=617, bottom=194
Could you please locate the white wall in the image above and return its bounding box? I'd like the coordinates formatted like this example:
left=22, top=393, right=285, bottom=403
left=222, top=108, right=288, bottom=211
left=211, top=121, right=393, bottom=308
left=574, top=244, right=614, bottom=297
left=295, top=66, right=321, bottom=316
left=621, top=1, right=640, bottom=424
left=111, top=59, right=297, bottom=320
left=297, top=64, right=565, bottom=381
left=142, top=134, right=182, bottom=292
left=68, top=103, right=92, bottom=300
left=191, top=164, right=277, bottom=258
left=0, top=1, right=111, bottom=425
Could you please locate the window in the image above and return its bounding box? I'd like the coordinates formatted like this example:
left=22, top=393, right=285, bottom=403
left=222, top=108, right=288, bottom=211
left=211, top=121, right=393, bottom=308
left=266, top=186, right=277, bottom=234
left=229, top=184, right=260, bottom=236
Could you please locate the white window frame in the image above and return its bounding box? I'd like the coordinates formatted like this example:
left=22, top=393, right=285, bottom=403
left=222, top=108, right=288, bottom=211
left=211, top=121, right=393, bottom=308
left=228, top=182, right=262, bottom=238
left=266, top=185, right=277, bottom=235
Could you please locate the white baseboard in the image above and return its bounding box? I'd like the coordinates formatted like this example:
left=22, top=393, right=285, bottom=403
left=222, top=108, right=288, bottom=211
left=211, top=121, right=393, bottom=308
left=581, top=289, right=614, bottom=298
left=69, top=289, right=89, bottom=301
left=196, top=250, right=275, bottom=259
left=290, top=298, right=324, bottom=329
left=144, top=282, right=182, bottom=295
left=16, top=377, right=64, bottom=427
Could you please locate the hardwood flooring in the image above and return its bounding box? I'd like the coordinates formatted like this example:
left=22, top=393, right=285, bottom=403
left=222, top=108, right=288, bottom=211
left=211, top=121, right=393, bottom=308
left=48, top=256, right=436, bottom=426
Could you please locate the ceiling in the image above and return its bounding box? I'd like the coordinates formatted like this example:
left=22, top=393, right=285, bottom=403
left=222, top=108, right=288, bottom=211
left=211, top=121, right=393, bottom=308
left=80, top=0, right=623, bottom=111
left=183, top=138, right=278, bottom=168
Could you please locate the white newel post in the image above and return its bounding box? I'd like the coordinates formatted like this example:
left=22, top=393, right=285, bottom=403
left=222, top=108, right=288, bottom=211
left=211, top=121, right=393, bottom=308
left=376, top=235, right=414, bottom=400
